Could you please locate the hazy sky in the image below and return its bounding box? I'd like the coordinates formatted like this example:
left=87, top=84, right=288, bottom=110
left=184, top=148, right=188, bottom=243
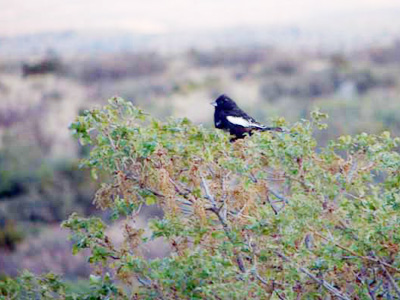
left=1, top=0, right=399, bottom=36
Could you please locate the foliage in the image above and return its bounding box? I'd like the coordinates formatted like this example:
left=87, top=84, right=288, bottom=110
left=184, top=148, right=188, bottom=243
left=2, top=97, right=400, bottom=299
left=0, top=271, right=118, bottom=300
left=0, top=271, right=67, bottom=300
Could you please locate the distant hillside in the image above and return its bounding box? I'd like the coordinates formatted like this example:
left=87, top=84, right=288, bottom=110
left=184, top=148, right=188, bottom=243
left=1, top=8, right=400, bottom=57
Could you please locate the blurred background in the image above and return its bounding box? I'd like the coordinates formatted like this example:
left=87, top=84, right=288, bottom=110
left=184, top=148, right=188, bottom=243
left=1, top=0, right=400, bottom=286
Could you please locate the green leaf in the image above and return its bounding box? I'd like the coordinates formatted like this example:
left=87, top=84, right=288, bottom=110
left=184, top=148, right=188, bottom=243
left=145, top=194, right=157, bottom=206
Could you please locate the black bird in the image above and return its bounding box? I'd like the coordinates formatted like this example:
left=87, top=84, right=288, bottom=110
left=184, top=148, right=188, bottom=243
left=211, top=94, right=282, bottom=140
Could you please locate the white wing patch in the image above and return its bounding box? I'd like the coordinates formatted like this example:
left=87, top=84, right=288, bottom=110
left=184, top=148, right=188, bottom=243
left=226, top=116, right=264, bottom=128
left=216, top=120, right=221, bottom=126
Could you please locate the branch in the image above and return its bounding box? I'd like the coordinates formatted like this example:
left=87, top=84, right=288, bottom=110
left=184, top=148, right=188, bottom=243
left=124, top=173, right=166, bottom=198
left=136, top=276, right=166, bottom=300
left=169, top=177, right=191, bottom=196
left=312, top=229, right=400, bottom=273
left=266, top=194, right=282, bottom=215
left=346, top=159, right=358, bottom=184
left=104, top=129, right=124, bottom=170
left=276, top=252, right=351, bottom=300
left=213, top=209, right=246, bottom=273
left=201, top=175, right=217, bottom=208
left=249, top=240, right=269, bottom=286
left=375, top=254, right=400, bottom=298
left=268, top=188, right=289, bottom=204
left=201, top=175, right=246, bottom=273
left=355, top=273, right=376, bottom=300
left=275, top=291, right=286, bottom=300
left=271, top=281, right=287, bottom=300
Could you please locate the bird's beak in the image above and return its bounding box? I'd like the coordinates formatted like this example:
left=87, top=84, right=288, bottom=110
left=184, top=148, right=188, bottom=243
left=210, top=101, right=217, bottom=107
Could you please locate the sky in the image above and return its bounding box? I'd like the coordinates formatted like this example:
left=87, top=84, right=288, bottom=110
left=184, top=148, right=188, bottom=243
left=1, top=0, right=400, bottom=36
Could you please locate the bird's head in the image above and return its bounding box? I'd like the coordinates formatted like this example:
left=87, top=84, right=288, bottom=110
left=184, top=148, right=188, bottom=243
left=211, top=94, right=238, bottom=110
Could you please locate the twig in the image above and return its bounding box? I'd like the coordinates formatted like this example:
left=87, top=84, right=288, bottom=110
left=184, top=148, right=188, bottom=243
left=271, top=281, right=287, bottom=300
left=234, top=200, right=249, bottom=218
left=284, top=174, right=312, bottom=191
left=355, top=273, right=376, bottom=300
left=137, top=276, right=166, bottom=300
left=106, top=130, right=117, bottom=150
left=275, top=290, right=286, bottom=300
left=213, top=209, right=246, bottom=273
left=276, top=252, right=351, bottom=300
left=105, top=130, right=123, bottom=170
left=125, top=173, right=166, bottom=198
left=344, top=192, right=363, bottom=200
left=201, top=174, right=246, bottom=273
left=375, top=254, right=400, bottom=298
left=220, top=172, right=230, bottom=219
left=312, top=229, right=400, bottom=273
left=268, top=188, right=289, bottom=204
left=346, top=159, right=358, bottom=184
left=169, top=177, right=191, bottom=196
left=249, top=239, right=269, bottom=286
left=298, top=266, right=350, bottom=300
left=153, top=284, right=166, bottom=300
left=266, top=194, right=280, bottom=215
left=201, top=175, right=216, bottom=207
left=366, top=284, right=377, bottom=300
left=265, top=177, right=286, bottom=182
left=264, top=184, right=286, bottom=214
left=372, top=280, right=383, bottom=295
left=131, top=203, right=143, bottom=218
left=249, top=173, right=258, bottom=183
left=137, top=276, right=151, bottom=286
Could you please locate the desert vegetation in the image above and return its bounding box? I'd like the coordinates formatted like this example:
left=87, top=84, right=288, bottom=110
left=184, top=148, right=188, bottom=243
left=2, top=98, right=400, bottom=299
left=1, top=40, right=400, bottom=298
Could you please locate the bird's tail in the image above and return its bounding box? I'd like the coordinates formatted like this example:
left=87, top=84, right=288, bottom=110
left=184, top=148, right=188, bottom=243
left=260, top=126, right=284, bottom=133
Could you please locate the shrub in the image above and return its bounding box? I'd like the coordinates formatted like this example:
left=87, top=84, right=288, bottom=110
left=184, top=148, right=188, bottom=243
left=0, top=221, right=24, bottom=251
left=2, top=97, right=400, bottom=299
left=77, top=53, right=167, bottom=83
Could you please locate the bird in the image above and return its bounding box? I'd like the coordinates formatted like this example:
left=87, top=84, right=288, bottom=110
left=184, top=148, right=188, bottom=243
left=211, top=94, right=283, bottom=140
